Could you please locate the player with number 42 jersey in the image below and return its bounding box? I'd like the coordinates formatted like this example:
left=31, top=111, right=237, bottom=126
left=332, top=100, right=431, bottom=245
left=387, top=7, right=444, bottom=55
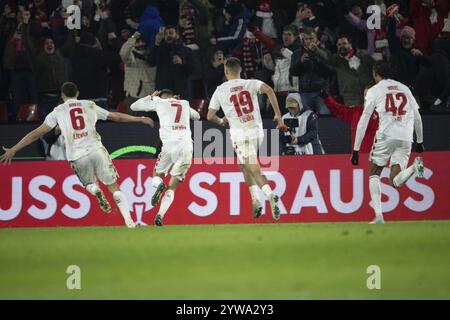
left=351, top=61, right=425, bottom=225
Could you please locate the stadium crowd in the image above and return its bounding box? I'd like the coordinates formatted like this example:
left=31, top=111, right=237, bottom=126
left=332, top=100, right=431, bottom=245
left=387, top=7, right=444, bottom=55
left=1, top=0, right=450, bottom=126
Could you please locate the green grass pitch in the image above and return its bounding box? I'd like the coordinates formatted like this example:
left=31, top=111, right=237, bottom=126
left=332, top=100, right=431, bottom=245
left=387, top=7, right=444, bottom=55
left=1, top=221, right=449, bottom=299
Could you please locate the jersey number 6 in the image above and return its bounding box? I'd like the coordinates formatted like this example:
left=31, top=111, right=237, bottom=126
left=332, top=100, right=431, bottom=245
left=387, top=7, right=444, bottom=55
left=69, top=108, right=85, bottom=130
left=230, top=91, right=254, bottom=117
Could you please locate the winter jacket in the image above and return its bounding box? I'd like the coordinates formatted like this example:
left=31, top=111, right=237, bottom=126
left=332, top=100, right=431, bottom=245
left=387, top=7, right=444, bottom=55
left=280, top=93, right=324, bottom=155
left=387, top=18, right=432, bottom=91
left=327, top=50, right=374, bottom=106
left=410, top=0, right=450, bottom=54
left=216, top=8, right=251, bottom=54
left=138, top=6, right=164, bottom=48
left=289, top=46, right=331, bottom=93
left=70, top=44, right=121, bottom=100
left=148, top=40, right=194, bottom=98
left=265, top=42, right=300, bottom=92
left=22, top=25, right=75, bottom=93
left=120, top=37, right=156, bottom=98
left=324, top=95, right=379, bottom=153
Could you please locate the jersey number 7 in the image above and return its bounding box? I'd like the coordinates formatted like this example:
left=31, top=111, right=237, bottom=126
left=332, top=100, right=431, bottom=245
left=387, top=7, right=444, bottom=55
left=385, top=93, right=407, bottom=116
left=230, top=91, right=254, bottom=117
left=171, top=102, right=182, bottom=123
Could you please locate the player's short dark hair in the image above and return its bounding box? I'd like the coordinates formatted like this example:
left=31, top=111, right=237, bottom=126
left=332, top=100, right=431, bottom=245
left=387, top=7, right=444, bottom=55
left=61, top=82, right=78, bottom=98
left=225, top=57, right=242, bottom=73
left=373, top=60, right=391, bottom=79
left=159, top=89, right=174, bottom=98
left=283, top=25, right=299, bottom=37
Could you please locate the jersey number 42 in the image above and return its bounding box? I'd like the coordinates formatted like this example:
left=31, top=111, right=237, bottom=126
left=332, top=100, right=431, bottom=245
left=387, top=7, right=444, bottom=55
left=385, top=93, right=407, bottom=116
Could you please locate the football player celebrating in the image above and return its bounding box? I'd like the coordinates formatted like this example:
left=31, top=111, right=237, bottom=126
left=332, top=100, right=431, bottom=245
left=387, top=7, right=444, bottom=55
left=0, top=82, right=155, bottom=228
left=351, top=61, right=425, bottom=224
left=207, top=58, right=283, bottom=220
left=130, top=89, right=200, bottom=226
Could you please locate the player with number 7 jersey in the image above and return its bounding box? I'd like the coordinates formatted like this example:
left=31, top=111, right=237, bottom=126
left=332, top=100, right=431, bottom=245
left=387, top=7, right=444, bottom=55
left=130, top=89, right=201, bottom=227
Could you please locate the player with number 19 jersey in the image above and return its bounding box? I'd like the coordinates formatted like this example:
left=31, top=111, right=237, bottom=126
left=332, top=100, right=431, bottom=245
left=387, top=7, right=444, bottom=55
left=209, top=79, right=264, bottom=140
left=44, top=99, right=110, bottom=161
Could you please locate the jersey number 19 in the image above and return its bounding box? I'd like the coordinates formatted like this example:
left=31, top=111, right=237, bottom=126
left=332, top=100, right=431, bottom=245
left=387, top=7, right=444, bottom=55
left=230, top=91, right=254, bottom=117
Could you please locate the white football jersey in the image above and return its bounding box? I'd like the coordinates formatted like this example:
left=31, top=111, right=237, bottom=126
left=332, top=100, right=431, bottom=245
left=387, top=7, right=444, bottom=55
left=364, top=79, right=419, bottom=142
left=44, top=99, right=110, bottom=161
left=130, top=96, right=198, bottom=144
left=209, top=79, right=264, bottom=137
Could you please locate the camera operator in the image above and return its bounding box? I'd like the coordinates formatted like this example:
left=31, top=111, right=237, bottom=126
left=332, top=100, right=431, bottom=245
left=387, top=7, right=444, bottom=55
left=280, top=93, right=324, bottom=155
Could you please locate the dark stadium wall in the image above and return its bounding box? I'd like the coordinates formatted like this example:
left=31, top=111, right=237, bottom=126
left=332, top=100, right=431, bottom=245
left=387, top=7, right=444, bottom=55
left=0, top=115, right=449, bottom=159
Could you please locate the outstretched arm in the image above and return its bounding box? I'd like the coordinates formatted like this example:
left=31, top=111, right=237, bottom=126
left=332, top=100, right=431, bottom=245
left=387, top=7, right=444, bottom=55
left=0, top=124, right=54, bottom=164
left=107, top=112, right=154, bottom=127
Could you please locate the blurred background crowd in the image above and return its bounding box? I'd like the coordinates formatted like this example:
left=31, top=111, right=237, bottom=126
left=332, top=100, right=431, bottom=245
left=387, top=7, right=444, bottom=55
left=0, top=0, right=449, bottom=126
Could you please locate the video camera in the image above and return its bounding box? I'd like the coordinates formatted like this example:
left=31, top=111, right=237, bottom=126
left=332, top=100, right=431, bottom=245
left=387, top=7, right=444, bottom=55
left=281, top=118, right=299, bottom=155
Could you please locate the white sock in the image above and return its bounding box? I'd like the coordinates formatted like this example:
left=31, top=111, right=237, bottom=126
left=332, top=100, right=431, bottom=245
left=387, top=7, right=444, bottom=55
left=393, top=165, right=415, bottom=188
left=86, top=183, right=101, bottom=195
left=434, top=98, right=442, bottom=105
left=113, top=191, right=133, bottom=223
left=369, top=176, right=383, bottom=219
left=249, top=185, right=260, bottom=203
left=158, top=189, right=174, bottom=218
left=261, top=184, right=274, bottom=199
left=152, top=176, right=163, bottom=190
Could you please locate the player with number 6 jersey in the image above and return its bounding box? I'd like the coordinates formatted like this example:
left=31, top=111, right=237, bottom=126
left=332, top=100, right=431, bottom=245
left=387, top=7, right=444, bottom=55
left=207, top=57, right=283, bottom=221
left=0, top=82, right=155, bottom=228
left=130, top=89, right=201, bottom=227
left=351, top=61, right=425, bottom=224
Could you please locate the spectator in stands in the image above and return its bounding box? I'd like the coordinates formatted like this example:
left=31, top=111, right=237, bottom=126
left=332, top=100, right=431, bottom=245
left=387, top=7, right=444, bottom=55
left=336, top=2, right=367, bottom=51
left=178, top=0, right=210, bottom=50
left=22, top=18, right=75, bottom=118
left=421, top=36, right=450, bottom=112
left=264, top=24, right=300, bottom=92
left=178, top=1, right=209, bottom=99
left=204, top=47, right=225, bottom=99
left=344, top=2, right=390, bottom=61
left=120, top=31, right=157, bottom=114
left=322, top=89, right=379, bottom=154
left=263, top=24, right=300, bottom=113
left=70, top=32, right=121, bottom=107
left=289, top=28, right=331, bottom=115
left=280, top=92, right=324, bottom=155
left=2, top=10, right=37, bottom=118
left=291, top=2, right=321, bottom=32
left=148, top=25, right=194, bottom=99
left=138, top=3, right=164, bottom=48
left=388, top=22, right=431, bottom=94
left=410, top=0, right=450, bottom=54
left=326, top=36, right=374, bottom=106
left=209, top=2, right=251, bottom=55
